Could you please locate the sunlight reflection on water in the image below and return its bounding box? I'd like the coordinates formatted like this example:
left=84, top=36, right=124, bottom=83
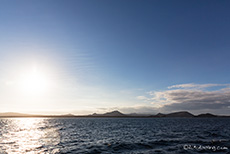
left=0, top=118, right=230, bottom=153
left=0, top=118, right=60, bottom=153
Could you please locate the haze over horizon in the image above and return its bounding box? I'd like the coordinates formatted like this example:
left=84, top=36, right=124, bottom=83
left=0, top=0, right=230, bottom=115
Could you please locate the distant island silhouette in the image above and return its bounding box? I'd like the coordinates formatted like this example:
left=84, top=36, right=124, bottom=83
left=0, top=110, right=229, bottom=118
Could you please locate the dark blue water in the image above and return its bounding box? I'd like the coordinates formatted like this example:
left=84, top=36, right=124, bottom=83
left=0, top=118, right=229, bottom=153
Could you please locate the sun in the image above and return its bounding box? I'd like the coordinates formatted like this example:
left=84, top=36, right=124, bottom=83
left=19, top=67, right=49, bottom=95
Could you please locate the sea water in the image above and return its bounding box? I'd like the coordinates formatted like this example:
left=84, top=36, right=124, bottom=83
left=0, top=118, right=230, bottom=153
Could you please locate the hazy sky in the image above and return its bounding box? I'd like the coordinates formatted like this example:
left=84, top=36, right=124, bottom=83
left=0, top=0, right=230, bottom=115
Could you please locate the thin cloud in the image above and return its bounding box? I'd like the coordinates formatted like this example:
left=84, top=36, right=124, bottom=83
left=137, top=83, right=230, bottom=114
left=91, top=83, right=230, bottom=115
left=168, top=83, right=230, bottom=89
left=137, top=96, right=150, bottom=100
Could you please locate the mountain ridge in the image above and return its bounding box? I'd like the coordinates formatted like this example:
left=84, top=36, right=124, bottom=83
left=90, top=110, right=126, bottom=117
left=0, top=110, right=229, bottom=118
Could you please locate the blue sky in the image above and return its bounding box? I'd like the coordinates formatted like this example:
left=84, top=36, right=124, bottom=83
left=0, top=0, right=230, bottom=115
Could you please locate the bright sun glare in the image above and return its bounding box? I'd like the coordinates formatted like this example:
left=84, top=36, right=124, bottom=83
left=19, top=67, right=49, bottom=95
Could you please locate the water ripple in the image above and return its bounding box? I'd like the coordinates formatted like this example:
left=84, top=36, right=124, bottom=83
left=0, top=118, right=229, bottom=153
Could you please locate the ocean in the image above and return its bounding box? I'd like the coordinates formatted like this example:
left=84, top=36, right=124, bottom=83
left=0, top=118, right=229, bottom=154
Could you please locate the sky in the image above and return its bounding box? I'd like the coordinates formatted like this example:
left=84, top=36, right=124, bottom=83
left=0, top=0, right=230, bottom=115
